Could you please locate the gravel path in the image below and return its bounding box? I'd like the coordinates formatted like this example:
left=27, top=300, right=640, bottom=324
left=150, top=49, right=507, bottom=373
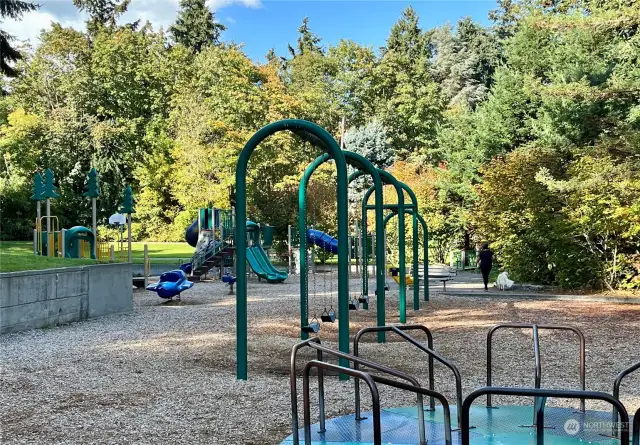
left=1, top=272, right=638, bottom=444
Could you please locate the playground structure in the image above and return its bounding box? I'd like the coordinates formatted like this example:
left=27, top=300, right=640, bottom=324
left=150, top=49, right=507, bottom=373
left=31, top=168, right=124, bottom=261
left=227, top=119, right=638, bottom=444
left=234, top=120, right=434, bottom=380
left=283, top=323, right=639, bottom=445
left=182, top=207, right=287, bottom=287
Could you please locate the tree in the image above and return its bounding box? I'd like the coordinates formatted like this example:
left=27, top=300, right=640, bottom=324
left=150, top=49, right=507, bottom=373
left=72, top=0, right=131, bottom=35
left=343, top=120, right=392, bottom=169
left=295, top=17, right=322, bottom=55
left=372, top=6, right=443, bottom=161
left=431, top=18, right=500, bottom=109
left=0, top=0, right=38, bottom=82
left=170, top=0, right=225, bottom=52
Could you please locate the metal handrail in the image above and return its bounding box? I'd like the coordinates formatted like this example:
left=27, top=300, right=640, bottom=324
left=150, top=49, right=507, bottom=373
left=368, top=373, right=453, bottom=445
left=302, top=360, right=453, bottom=445
left=302, top=361, right=381, bottom=445
left=461, top=387, right=630, bottom=445
left=633, top=407, right=639, bottom=445
left=354, top=324, right=436, bottom=411
left=290, top=339, right=427, bottom=445
left=389, top=326, right=465, bottom=429
left=612, top=361, right=640, bottom=437
left=487, top=323, right=586, bottom=415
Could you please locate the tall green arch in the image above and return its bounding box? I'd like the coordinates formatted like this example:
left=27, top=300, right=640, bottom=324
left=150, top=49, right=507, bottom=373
left=364, top=181, right=421, bottom=311
left=383, top=208, right=429, bottom=301
left=235, top=119, right=350, bottom=380
left=299, top=151, right=387, bottom=342
left=360, top=171, right=411, bottom=322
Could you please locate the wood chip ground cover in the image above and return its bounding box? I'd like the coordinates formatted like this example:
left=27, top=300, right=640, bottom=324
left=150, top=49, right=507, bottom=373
left=1, top=273, right=638, bottom=444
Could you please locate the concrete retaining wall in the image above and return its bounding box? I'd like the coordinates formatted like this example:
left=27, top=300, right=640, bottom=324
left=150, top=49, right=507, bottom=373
left=0, top=263, right=133, bottom=334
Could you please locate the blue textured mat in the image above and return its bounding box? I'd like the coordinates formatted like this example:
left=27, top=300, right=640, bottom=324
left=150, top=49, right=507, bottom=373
left=280, top=405, right=634, bottom=444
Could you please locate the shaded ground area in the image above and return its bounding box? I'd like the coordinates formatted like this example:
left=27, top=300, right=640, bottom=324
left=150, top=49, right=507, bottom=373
left=1, top=272, right=638, bottom=444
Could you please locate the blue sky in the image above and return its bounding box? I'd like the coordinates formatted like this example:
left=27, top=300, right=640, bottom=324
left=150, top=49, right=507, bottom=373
left=5, top=0, right=497, bottom=62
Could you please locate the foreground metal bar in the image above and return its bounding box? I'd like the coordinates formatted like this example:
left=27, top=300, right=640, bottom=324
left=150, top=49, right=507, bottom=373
left=390, top=326, right=464, bottom=428
left=303, top=361, right=381, bottom=445
left=633, top=407, right=640, bottom=445
left=612, top=361, right=640, bottom=437
left=486, top=323, right=586, bottom=413
left=462, top=387, right=630, bottom=445
left=290, top=338, right=425, bottom=445
left=354, top=324, right=436, bottom=412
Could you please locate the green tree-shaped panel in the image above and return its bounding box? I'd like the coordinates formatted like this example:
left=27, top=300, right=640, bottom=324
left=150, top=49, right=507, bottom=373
left=120, top=186, right=135, bottom=214
left=41, top=168, right=60, bottom=199
left=82, top=168, right=101, bottom=198
left=31, top=172, right=44, bottom=201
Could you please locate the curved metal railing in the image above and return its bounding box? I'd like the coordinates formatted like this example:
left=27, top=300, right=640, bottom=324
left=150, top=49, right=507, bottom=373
left=612, top=360, right=640, bottom=437
left=486, top=323, right=586, bottom=423
left=290, top=338, right=428, bottom=445
left=301, top=359, right=453, bottom=445
left=353, top=325, right=436, bottom=411
left=462, top=386, right=630, bottom=445
left=633, top=406, right=639, bottom=445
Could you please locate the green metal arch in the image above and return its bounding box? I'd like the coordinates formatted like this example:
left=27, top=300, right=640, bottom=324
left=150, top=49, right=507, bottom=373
left=361, top=170, right=410, bottom=322
left=383, top=209, right=429, bottom=301
left=299, top=151, right=387, bottom=342
left=235, top=119, right=350, bottom=380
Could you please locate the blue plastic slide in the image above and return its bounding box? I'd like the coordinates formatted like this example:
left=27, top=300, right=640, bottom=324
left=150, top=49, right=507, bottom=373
left=307, top=229, right=338, bottom=254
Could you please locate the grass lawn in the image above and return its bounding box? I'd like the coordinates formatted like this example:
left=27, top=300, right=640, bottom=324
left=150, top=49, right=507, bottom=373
left=0, top=241, right=98, bottom=272
left=0, top=241, right=194, bottom=272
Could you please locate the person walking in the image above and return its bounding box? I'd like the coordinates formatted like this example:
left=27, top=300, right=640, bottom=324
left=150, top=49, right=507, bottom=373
left=477, top=243, right=494, bottom=292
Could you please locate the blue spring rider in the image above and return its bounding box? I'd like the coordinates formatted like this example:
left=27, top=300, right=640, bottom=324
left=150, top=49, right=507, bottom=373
left=146, top=269, right=194, bottom=300
left=221, top=268, right=237, bottom=295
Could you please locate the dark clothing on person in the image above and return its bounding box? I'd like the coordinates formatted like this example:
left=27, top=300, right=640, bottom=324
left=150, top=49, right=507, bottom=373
left=478, top=248, right=493, bottom=290
left=481, top=268, right=491, bottom=289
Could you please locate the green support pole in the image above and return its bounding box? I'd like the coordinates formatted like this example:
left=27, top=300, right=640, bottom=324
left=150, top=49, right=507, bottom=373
left=235, top=119, right=350, bottom=380
left=301, top=153, right=386, bottom=343
left=384, top=209, right=429, bottom=302
left=362, top=169, right=407, bottom=322
left=399, top=182, right=420, bottom=311
left=299, top=154, right=330, bottom=340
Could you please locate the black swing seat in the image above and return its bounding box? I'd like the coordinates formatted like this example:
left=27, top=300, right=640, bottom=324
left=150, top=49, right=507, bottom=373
left=320, top=309, right=336, bottom=323
left=358, top=295, right=369, bottom=305
left=301, top=321, right=321, bottom=334
left=348, top=300, right=359, bottom=310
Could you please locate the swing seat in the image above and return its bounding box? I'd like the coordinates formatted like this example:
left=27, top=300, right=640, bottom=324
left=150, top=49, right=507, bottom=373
left=358, top=295, right=369, bottom=305
left=349, top=300, right=359, bottom=310
left=301, top=321, right=321, bottom=334
left=320, top=309, right=336, bottom=323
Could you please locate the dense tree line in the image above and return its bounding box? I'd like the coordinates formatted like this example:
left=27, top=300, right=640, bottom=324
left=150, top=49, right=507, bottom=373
left=1, top=0, right=638, bottom=289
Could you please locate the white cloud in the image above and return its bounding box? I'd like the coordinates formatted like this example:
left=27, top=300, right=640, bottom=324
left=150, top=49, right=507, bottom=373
left=2, top=10, right=86, bottom=44
left=1, top=0, right=260, bottom=46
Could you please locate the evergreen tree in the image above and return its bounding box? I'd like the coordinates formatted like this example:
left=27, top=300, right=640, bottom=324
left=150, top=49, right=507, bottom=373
left=72, top=0, right=131, bottom=35
left=383, top=6, right=428, bottom=60
left=295, top=17, right=322, bottom=55
left=170, top=0, right=225, bottom=52
left=343, top=120, right=393, bottom=169
left=0, top=0, right=38, bottom=81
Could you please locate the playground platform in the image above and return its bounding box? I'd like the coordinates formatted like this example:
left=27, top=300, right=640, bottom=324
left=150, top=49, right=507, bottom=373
left=281, top=405, right=634, bottom=445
